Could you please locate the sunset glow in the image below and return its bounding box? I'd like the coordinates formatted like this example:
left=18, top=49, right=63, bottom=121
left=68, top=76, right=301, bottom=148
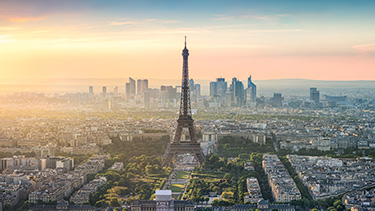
left=0, top=0, right=374, bottom=80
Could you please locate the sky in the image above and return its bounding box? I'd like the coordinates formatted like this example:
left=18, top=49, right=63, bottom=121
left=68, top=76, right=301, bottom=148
left=0, top=0, right=374, bottom=81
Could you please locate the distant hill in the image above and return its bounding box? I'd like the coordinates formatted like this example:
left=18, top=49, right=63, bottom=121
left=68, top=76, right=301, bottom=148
left=0, top=78, right=374, bottom=96
left=254, top=79, right=375, bottom=89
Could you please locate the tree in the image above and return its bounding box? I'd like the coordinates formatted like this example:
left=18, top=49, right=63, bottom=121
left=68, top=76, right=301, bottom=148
left=223, top=173, right=231, bottom=180
left=122, top=208, right=130, bottom=211
left=221, top=191, right=233, bottom=199
left=205, top=197, right=210, bottom=204
left=336, top=205, right=344, bottom=211
left=205, top=207, right=212, bottom=211
left=109, top=198, right=121, bottom=207
left=333, top=200, right=342, bottom=208
left=145, top=164, right=154, bottom=175
left=327, top=206, right=337, bottom=211
left=211, top=199, right=219, bottom=207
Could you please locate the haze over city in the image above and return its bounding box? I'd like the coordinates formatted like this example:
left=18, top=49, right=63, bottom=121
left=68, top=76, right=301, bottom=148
left=1, top=1, right=375, bottom=211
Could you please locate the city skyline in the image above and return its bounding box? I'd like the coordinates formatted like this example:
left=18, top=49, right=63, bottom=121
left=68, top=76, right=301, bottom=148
left=0, top=0, right=374, bottom=81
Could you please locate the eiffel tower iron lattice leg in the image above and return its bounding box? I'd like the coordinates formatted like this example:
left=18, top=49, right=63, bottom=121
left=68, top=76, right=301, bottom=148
left=162, top=37, right=206, bottom=167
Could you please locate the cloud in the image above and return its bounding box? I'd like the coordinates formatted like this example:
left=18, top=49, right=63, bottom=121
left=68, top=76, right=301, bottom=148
left=242, top=14, right=292, bottom=20
left=352, top=43, right=375, bottom=56
left=110, top=21, right=137, bottom=26
left=7, top=16, right=45, bottom=23
left=211, top=15, right=234, bottom=21
left=244, top=29, right=305, bottom=33
left=0, top=27, right=19, bottom=31
left=160, top=20, right=179, bottom=24
left=211, top=13, right=292, bottom=22
left=144, top=19, right=179, bottom=24
left=0, top=35, right=13, bottom=44
left=241, top=15, right=271, bottom=20
left=110, top=18, right=178, bottom=26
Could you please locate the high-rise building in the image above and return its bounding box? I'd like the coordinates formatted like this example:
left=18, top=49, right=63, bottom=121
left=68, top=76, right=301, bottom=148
left=137, top=79, right=149, bottom=95
left=217, top=78, right=227, bottom=97
left=230, top=77, right=237, bottom=93
left=189, top=79, right=200, bottom=103
left=210, top=78, right=227, bottom=98
left=310, top=87, right=320, bottom=104
left=143, top=79, right=148, bottom=93
left=161, top=90, right=169, bottom=104
left=126, top=77, right=136, bottom=100
left=102, top=86, right=107, bottom=97
left=210, top=81, right=217, bottom=97
left=89, top=86, right=93, bottom=95
left=272, top=93, right=283, bottom=107
left=194, top=83, right=201, bottom=100
left=189, top=79, right=194, bottom=90
left=137, top=79, right=142, bottom=95
left=129, top=77, right=136, bottom=94
left=113, top=86, right=118, bottom=94
left=209, top=78, right=229, bottom=107
left=233, top=79, right=244, bottom=106
left=247, top=75, right=257, bottom=102
left=125, top=83, right=131, bottom=100
left=161, top=85, right=177, bottom=101
left=144, top=91, right=150, bottom=108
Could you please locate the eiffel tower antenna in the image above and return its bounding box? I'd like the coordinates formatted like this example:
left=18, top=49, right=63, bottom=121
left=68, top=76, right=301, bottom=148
left=162, top=37, right=206, bottom=167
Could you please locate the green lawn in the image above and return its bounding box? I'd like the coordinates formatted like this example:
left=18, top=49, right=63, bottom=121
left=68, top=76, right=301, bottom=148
left=175, top=171, right=190, bottom=179
left=192, top=171, right=225, bottom=179
left=170, top=184, right=185, bottom=192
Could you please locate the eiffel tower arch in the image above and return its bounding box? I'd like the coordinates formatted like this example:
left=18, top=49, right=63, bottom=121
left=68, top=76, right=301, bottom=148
left=162, top=37, right=206, bottom=167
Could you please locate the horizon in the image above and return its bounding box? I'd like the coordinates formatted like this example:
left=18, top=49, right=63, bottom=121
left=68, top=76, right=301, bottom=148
left=1, top=77, right=374, bottom=96
left=2, top=77, right=375, bottom=82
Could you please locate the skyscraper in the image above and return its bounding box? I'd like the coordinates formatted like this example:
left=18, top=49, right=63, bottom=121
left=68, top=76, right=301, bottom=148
left=194, top=83, right=201, bottom=100
left=143, top=79, right=148, bottom=93
left=129, top=77, right=136, bottom=95
left=144, top=91, right=150, bottom=108
left=89, top=86, right=93, bottom=95
left=189, top=79, right=194, bottom=90
left=216, top=78, right=227, bottom=97
left=161, top=85, right=177, bottom=101
left=233, top=80, right=244, bottom=106
left=102, top=86, right=107, bottom=97
left=189, top=79, right=199, bottom=103
left=137, top=79, right=142, bottom=95
left=247, top=75, right=257, bottom=102
left=210, top=78, right=227, bottom=98
left=272, top=93, right=283, bottom=107
left=209, top=81, right=217, bottom=97
left=137, top=79, right=149, bottom=95
left=125, top=83, right=131, bottom=100
left=126, top=77, right=136, bottom=100
left=310, top=87, right=320, bottom=104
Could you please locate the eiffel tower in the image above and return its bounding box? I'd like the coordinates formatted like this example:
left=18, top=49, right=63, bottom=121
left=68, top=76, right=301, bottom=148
left=162, top=37, right=206, bottom=167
